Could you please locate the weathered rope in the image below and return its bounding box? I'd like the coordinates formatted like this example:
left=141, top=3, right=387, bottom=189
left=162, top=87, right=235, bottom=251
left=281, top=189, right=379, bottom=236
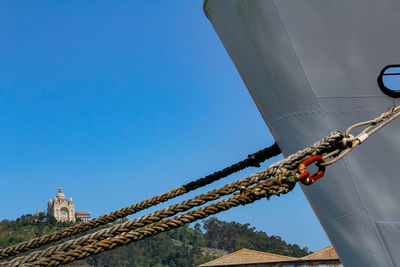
left=324, top=105, right=400, bottom=166
left=345, top=105, right=400, bottom=138
left=3, top=132, right=343, bottom=266
left=26, top=176, right=298, bottom=267
left=3, top=106, right=399, bottom=267
left=0, top=144, right=281, bottom=260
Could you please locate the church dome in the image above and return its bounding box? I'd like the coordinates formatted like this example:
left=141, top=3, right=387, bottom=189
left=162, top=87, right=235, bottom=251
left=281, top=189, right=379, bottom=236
left=55, top=186, right=66, bottom=201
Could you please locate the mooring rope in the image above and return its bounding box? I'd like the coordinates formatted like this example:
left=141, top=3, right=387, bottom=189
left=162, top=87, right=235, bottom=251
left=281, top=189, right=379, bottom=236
left=3, top=132, right=343, bottom=266
left=25, top=176, right=298, bottom=267
left=0, top=144, right=281, bottom=260
left=323, top=105, right=400, bottom=166
left=1, top=105, right=399, bottom=267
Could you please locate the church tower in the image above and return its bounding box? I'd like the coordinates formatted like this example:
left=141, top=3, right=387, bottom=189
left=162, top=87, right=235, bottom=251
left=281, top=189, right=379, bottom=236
left=47, top=187, right=76, bottom=222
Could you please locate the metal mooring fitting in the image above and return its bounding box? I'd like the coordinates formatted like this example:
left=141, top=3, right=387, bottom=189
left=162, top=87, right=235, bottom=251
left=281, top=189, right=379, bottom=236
left=298, top=155, right=326, bottom=185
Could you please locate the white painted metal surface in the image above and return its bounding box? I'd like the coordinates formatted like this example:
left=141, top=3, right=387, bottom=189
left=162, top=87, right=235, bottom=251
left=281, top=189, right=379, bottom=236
left=205, top=1, right=400, bottom=266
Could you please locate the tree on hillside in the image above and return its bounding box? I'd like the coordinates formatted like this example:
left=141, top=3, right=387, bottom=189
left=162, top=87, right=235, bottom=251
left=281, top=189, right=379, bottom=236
left=202, top=217, right=310, bottom=257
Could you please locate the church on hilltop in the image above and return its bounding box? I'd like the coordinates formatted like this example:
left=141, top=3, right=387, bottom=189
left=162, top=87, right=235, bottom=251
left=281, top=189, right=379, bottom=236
left=47, top=187, right=76, bottom=222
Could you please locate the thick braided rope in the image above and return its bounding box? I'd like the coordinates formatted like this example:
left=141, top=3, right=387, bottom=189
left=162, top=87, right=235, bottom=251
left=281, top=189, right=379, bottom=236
left=7, top=172, right=271, bottom=266
left=2, top=132, right=343, bottom=267
left=0, top=144, right=281, bottom=260
left=24, top=177, right=300, bottom=266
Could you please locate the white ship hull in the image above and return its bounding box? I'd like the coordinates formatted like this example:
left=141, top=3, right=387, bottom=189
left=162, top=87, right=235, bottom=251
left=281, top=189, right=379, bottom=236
left=205, top=1, right=400, bottom=266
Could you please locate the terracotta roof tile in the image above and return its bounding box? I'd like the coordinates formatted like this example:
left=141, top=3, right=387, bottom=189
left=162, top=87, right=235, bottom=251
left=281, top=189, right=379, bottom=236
left=75, top=212, right=91, bottom=215
left=300, top=246, right=339, bottom=261
left=198, top=248, right=297, bottom=266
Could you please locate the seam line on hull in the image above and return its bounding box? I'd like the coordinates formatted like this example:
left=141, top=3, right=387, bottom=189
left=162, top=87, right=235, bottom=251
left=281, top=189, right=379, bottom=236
left=341, top=158, right=394, bottom=267
left=320, top=210, right=358, bottom=224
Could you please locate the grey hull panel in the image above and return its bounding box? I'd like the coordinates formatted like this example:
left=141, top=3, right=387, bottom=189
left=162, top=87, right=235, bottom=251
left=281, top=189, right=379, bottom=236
left=205, top=1, right=400, bottom=266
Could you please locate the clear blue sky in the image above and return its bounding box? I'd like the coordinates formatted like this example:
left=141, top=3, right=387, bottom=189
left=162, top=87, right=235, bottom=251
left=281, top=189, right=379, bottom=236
left=0, top=1, right=330, bottom=251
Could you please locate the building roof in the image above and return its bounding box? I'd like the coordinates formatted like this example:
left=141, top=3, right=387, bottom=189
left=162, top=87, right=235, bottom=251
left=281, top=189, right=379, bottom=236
left=199, top=246, right=340, bottom=266
left=198, top=248, right=297, bottom=266
left=299, top=246, right=339, bottom=261
left=75, top=212, right=91, bottom=215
